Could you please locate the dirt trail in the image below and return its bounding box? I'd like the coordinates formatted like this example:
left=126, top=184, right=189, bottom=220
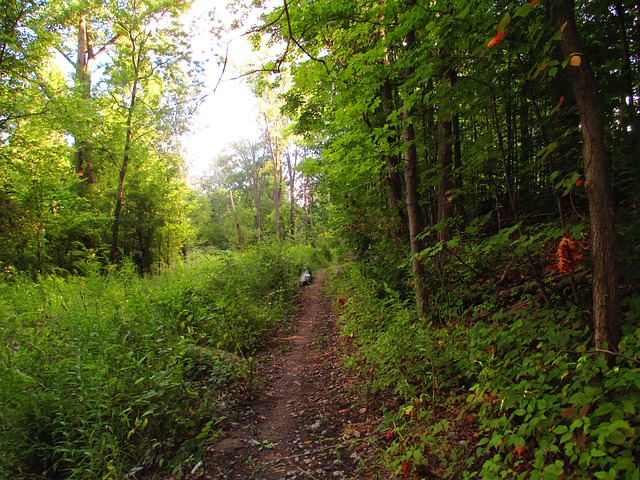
left=193, top=270, right=371, bottom=480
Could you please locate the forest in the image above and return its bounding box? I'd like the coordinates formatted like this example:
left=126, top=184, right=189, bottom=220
left=0, top=0, right=639, bottom=478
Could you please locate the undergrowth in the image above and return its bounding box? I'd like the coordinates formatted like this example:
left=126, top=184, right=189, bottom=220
left=328, top=240, right=640, bottom=479
left=0, top=243, right=319, bottom=479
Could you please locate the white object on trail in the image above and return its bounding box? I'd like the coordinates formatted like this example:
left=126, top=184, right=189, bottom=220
left=299, top=269, right=312, bottom=286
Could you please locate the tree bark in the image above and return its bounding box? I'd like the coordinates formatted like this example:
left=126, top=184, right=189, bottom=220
left=264, top=117, right=282, bottom=240
left=452, top=112, right=465, bottom=221
left=549, top=0, right=622, bottom=350
left=285, top=147, right=299, bottom=239
left=437, top=66, right=455, bottom=242
left=402, top=0, right=428, bottom=315
left=303, top=176, right=310, bottom=241
left=74, top=14, right=94, bottom=185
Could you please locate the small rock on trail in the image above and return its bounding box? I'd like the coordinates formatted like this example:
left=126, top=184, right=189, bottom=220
left=189, top=270, right=369, bottom=480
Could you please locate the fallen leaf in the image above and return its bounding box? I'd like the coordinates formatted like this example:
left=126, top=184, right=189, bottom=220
left=402, top=460, right=410, bottom=477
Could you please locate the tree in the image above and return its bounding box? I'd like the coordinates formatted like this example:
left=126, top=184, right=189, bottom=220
left=54, top=2, right=120, bottom=185
left=548, top=0, right=622, bottom=350
left=106, top=0, right=198, bottom=264
left=224, top=139, right=267, bottom=240
left=284, top=142, right=303, bottom=239
left=400, top=0, right=429, bottom=314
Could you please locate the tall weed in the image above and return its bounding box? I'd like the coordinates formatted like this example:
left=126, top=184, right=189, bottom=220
left=0, top=243, right=316, bottom=478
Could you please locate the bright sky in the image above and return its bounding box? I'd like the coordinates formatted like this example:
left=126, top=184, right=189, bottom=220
left=182, top=0, right=265, bottom=180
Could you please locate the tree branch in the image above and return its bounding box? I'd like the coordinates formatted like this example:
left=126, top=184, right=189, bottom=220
left=281, top=0, right=330, bottom=75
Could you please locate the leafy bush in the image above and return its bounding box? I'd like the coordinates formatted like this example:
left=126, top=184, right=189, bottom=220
left=329, top=259, right=640, bottom=479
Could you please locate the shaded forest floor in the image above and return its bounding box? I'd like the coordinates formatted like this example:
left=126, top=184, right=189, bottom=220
left=184, top=270, right=376, bottom=479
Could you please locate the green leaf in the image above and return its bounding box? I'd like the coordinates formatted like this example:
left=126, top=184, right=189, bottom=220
left=514, top=3, right=533, bottom=18
left=498, top=12, right=511, bottom=32
left=553, top=425, right=569, bottom=434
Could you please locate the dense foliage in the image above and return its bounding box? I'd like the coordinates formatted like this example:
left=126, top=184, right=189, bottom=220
left=245, top=0, right=639, bottom=477
left=0, top=244, right=318, bottom=478
left=328, top=255, right=640, bottom=479
left=252, top=0, right=638, bottom=349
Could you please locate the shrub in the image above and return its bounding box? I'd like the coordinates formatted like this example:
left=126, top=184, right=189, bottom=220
left=328, top=259, right=640, bottom=479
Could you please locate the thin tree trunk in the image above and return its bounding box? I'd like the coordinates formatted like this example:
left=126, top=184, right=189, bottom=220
left=229, top=190, right=244, bottom=248
left=74, top=14, right=94, bottom=185
left=549, top=0, right=622, bottom=351
left=402, top=0, right=428, bottom=315
left=253, top=180, right=262, bottom=241
left=285, top=148, right=298, bottom=239
left=303, top=177, right=310, bottom=240
left=110, top=43, right=142, bottom=264
left=264, top=117, right=282, bottom=240
left=381, top=78, right=406, bottom=243
left=613, top=2, right=636, bottom=130
left=452, top=112, right=464, bottom=221
left=437, top=66, right=454, bottom=242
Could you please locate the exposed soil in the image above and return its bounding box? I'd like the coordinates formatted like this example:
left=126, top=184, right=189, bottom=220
left=187, top=270, right=375, bottom=480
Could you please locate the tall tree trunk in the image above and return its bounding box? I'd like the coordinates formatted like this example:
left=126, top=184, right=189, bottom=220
left=274, top=148, right=282, bottom=240
left=303, top=177, right=310, bottom=241
left=253, top=180, right=262, bottom=241
left=285, top=148, right=298, bottom=239
left=110, top=46, right=142, bottom=264
left=75, top=14, right=94, bottom=185
left=264, top=117, right=282, bottom=240
left=549, top=0, right=622, bottom=350
left=613, top=2, right=637, bottom=133
left=377, top=7, right=406, bottom=243
left=452, top=112, right=465, bottom=220
left=381, top=79, right=403, bottom=211
left=402, top=0, right=428, bottom=315
left=437, top=66, right=455, bottom=242
left=381, top=78, right=406, bottom=243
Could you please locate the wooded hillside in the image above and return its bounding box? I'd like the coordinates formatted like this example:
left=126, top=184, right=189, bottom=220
left=1, top=0, right=639, bottom=478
